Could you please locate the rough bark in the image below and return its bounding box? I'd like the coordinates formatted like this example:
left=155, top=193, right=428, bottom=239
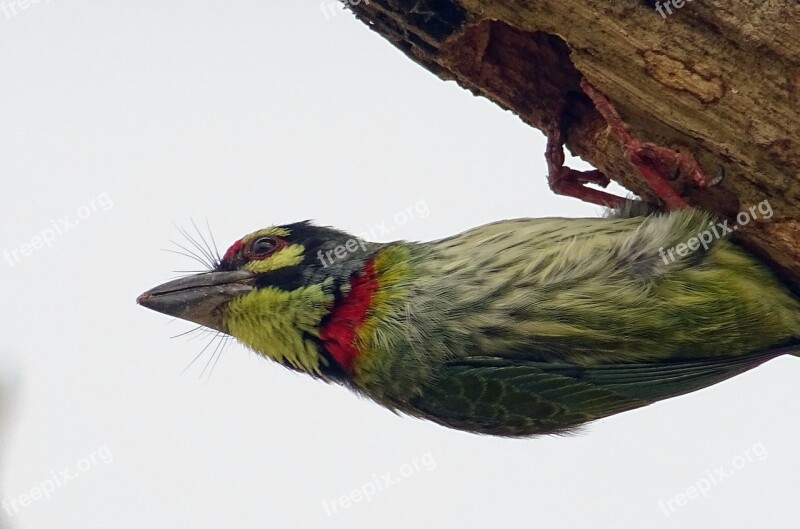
left=348, top=0, right=800, bottom=290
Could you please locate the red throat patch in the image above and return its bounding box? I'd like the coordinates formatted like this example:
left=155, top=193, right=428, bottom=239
left=319, top=259, right=378, bottom=372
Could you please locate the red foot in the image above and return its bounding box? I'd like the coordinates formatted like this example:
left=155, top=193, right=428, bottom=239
left=579, top=78, right=716, bottom=210
left=545, top=100, right=634, bottom=209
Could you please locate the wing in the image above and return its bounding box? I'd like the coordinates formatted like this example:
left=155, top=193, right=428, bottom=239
left=409, top=348, right=788, bottom=437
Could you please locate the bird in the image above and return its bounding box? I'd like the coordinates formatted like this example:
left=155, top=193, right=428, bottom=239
left=137, top=206, right=800, bottom=437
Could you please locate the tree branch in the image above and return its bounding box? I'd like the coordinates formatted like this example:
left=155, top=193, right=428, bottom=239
left=348, top=0, right=800, bottom=289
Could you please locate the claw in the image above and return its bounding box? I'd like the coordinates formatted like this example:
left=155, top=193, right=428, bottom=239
left=709, top=166, right=725, bottom=187
left=544, top=98, right=634, bottom=209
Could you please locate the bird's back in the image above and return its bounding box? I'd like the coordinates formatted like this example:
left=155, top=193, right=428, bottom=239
left=357, top=210, right=800, bottom=435
left=416, top=210, right=800, bottom=365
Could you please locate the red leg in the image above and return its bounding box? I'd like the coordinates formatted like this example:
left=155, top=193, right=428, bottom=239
left=545, top=100, right=634, bottom=209
left=579, top=78, right=718, bottom=210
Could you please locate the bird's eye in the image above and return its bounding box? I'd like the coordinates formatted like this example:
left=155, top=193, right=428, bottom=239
left=246, top=237, right=279, bottom=259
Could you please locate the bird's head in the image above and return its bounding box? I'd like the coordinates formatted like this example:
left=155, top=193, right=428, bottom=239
left=137, top=222, right=378, bottom=377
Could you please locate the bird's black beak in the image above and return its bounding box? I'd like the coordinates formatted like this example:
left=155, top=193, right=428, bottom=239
left=137, top=271, right=256, bottom=333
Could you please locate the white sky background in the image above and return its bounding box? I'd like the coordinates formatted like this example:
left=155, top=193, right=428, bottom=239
left=1, top=1, right=798, bottom=527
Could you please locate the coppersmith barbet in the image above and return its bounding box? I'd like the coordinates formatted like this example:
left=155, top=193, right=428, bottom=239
left=137, top=208, right=800, bottom=436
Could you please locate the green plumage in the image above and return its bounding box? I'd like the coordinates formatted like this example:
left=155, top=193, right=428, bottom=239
left=355, top=209, right=800, bottom=435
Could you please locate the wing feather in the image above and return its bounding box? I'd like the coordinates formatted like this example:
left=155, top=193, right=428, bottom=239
left=409, top=346, right=794, bottom=436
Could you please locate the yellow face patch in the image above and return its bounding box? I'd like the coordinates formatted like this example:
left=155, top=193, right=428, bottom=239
left=243, top=243, right=305, bottom=273
left=234, top=227, right=302, bottom=273
left=223, top=279, right=335, bottom=374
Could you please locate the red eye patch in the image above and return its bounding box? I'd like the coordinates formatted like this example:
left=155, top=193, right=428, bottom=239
left=222, top=239, right=243, bottom=263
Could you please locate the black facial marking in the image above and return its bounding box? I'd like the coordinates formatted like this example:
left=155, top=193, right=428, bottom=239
left=253, top=267, right=310, bottom=291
